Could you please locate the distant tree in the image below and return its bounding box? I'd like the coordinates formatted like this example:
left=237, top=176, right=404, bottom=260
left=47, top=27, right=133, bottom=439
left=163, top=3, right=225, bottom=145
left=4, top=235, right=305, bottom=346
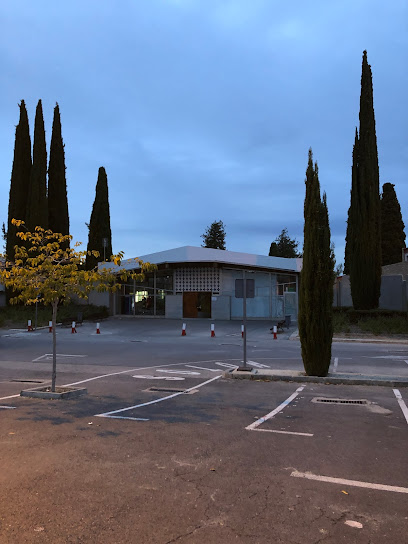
left=26, top=100, right=48, bottom=231
left=85, top=167, right=113, bottom=270
left=201, top=220, right=226, bottom=250
left=269, top=228, right=300, bottom=258
left=48, top=103, right=69, bottom=242
left=298, top=149, right=334, bottom=377
left=345, top=51, right=381, bottom=309
left=380, top=183, right=406, bottom=265
left=0, top=220, right=153, bottom=392
left=6, top=100, right=32, bottom=262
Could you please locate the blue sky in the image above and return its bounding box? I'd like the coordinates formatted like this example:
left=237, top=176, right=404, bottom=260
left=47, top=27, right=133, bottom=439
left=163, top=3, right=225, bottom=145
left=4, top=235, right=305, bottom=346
left=1, top=0, right=407, bottom=265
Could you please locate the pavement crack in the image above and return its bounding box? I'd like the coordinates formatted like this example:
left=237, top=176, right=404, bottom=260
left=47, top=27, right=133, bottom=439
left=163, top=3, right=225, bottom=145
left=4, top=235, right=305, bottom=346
left=164, top=525, right=203, bottom=544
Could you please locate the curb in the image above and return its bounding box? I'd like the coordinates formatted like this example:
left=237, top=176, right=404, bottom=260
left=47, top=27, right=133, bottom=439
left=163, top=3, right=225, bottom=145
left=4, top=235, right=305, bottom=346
left=289, top=329, right=408, bottom=345
left=20, top=386, right=88, bottom=399
left=223, top=369, right=408, bottom=388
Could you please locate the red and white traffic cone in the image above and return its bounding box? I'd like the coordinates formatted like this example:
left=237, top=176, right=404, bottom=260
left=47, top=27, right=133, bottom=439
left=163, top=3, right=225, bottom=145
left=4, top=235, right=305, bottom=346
left=27, top=320, right=33, bottom=332
left=49, top=321, right=52, bottom=333
left=181, top=323, right=186, bottom=336
left=71, top=321, right=77, bottom=334
left=211, top=323, right=215, bottom=338
left=241, top=324, right=244, bottom=338
left=273, top=325, right=277, bottom=340
left=96, top=322, right=100, bottom=334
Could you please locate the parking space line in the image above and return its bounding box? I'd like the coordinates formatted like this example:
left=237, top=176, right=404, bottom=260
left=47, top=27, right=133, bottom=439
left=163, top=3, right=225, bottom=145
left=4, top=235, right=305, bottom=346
left=246, top=386, right=305, bottom=431
left=97, top=415, right=150, bottom=422
left=253, top=429, right=313, bottom=437
left=291, top=469, right=408, bottom=494
left=393, top=389, right=408, bottom=424
left=94, top=375, right=222, bottom=419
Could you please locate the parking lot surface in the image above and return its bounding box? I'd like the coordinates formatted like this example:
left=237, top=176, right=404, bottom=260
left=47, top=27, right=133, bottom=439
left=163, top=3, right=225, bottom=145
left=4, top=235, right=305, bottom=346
left=1, top=319, right=407, bottom=543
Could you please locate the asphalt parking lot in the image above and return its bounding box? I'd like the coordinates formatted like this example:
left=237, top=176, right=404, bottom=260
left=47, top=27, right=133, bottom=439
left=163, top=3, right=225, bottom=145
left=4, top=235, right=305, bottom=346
left=1, top=318, right=407, bottom=543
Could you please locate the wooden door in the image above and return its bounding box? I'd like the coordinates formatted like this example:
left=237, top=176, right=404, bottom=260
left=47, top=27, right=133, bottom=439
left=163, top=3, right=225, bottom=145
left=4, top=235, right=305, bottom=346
left=183, top=292, right=198, bottom=318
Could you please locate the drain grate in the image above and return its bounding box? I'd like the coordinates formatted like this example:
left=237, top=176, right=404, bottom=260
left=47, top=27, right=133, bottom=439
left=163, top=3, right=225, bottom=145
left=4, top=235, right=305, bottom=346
left=312, top=397, right=369, bottom=405
left=146, top=387, right=185, bottom=393
left=10, top=379, right=44, bottom=384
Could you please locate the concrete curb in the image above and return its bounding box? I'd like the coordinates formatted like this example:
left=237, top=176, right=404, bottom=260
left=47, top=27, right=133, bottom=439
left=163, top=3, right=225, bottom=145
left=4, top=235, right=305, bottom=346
left=224, top=369, right=408, bottom=388
left=288, top=329, right=408, bottom=345
left=20, top=386, right=88, bottom=399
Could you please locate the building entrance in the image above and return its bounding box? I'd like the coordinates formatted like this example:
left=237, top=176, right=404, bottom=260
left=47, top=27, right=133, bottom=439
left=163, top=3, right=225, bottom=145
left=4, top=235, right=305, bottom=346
left=183, top=292, right=211, bottom=318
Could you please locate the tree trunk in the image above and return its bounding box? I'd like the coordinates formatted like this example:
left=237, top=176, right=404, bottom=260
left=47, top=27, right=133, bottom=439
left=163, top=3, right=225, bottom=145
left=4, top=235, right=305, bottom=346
left=51, top=299, right=58, bottom=392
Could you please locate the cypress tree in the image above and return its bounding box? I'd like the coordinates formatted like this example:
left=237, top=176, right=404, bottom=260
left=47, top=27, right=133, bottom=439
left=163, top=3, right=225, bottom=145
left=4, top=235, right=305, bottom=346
left=26, top=100, right=48, bottom=231
left=381, top=183, right=406, bottom=265
left=85, top=167, right=113, bottom=270
left=6, top=100, right=32, bottom=261
left=298, top=149, right=334, bottom=377
left=345, top=51, right=381, bottom=309
left=48, top=103, right=69, bottom=239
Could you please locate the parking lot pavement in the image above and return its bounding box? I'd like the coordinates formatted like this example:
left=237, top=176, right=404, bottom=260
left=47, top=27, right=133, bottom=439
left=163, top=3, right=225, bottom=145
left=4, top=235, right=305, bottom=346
left=1, top=321, right=408, bottom=542
left=1, top=365, right=408, bottom=543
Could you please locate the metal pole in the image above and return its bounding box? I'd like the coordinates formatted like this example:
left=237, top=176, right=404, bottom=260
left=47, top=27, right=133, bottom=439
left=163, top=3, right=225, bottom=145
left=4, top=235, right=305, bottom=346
left=35, top=299, right=38, bottom=331
left=153, top=270, right=157, bottom=316
left=243, top=269, right=247, bottom=369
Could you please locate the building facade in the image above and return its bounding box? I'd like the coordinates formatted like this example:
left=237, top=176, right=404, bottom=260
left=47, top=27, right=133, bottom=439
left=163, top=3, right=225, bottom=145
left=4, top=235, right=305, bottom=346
left=102, top=246, right=302, bottom=320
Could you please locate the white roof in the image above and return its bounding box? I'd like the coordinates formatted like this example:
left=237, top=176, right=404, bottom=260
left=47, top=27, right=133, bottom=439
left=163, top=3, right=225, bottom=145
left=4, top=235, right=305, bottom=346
left=106, top=246, right=302, bottom=273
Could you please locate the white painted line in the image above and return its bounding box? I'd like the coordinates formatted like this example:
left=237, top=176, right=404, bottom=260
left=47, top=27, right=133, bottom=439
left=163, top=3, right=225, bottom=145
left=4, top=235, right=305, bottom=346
left=393, top=389, right=408, bottom=424
left=405, top=360, right=408, bottom=366
left=0, top=405, right=16, bottom=409
left=247, top=360, right=270, bottom=369
left=32, top=353, right=87, bottom=362
left=290, top=470, right=408, bottom=494
left=132, top=375, right=185, bottom=381
left=215, top=362, right=238, bottom=369
left=95, top=375, right=222, bottom=418
left=252, top=429, right=313, bottom=437
left=185, top=365, right=221, bottom=372
left=333, top=357, right=338, bottom=372
left=64, top=362, right=188, bottom=387
left=97, top=415, right=150, bottom=422
left=156, top=369, right=200, bottom=376
left=246, top=386, right=305, bottom=431
left=0, top=394, right=21, bottom=401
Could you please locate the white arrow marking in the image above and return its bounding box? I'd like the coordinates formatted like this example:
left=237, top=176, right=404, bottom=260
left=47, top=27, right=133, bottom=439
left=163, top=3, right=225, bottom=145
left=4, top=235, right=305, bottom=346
left=215, top=362, right=238, bottom=369
left=185, top=365, right=222, bottom=372
left=247, top=360, right=270, bottom=368
left=156, top=369, right=200, bottom=376
left=132, top=375, right=185, bottom=381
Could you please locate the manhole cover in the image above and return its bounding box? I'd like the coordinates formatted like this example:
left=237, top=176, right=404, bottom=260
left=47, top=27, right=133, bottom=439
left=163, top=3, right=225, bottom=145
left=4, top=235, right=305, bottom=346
left=312, top=397, right=369, bottom=405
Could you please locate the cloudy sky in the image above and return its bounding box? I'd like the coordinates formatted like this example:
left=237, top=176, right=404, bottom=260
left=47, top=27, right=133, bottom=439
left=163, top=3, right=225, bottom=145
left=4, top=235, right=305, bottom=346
left=1, top=0, right=407, bottom=266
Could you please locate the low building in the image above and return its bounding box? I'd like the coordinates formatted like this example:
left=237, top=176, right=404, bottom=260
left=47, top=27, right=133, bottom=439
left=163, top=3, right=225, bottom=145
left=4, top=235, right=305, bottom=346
left=100, top=246, right=302, bottom=320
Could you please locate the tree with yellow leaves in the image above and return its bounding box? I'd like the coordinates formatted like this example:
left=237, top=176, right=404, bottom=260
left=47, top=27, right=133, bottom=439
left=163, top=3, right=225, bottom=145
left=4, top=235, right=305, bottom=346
left=0, top=219, right=154, bottom=392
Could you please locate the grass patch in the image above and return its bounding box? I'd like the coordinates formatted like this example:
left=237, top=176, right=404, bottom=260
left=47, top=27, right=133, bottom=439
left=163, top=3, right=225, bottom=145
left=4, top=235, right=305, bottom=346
left=0, top=304, right=109, bottom=328
left=333, top=308, right=408, bottom=336
left=358, top=316, right=408, bottom=336
left=333, top=312, right=351, bottom=334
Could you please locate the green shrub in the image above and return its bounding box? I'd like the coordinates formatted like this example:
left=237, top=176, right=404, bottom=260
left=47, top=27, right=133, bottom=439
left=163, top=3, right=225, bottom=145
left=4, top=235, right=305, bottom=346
left=0, top=303, right=109, bottom=328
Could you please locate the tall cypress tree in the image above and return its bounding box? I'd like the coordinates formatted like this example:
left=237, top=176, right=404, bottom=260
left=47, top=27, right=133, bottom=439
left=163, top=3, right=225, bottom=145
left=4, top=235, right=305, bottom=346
left=26, top=100, right=48, bottom=231
left=345, top=51, right=381, bottom=309
left=48, top=103, right=69, bottom=238
left=6, top=100, right=32, bottom=261
left=381, top=183, right=406, bottom=265
left=85, top=167, right=113, bottom=270
left=298, top=149, right=334, bottom=377
left=344, top=128, right=359, bottom=276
